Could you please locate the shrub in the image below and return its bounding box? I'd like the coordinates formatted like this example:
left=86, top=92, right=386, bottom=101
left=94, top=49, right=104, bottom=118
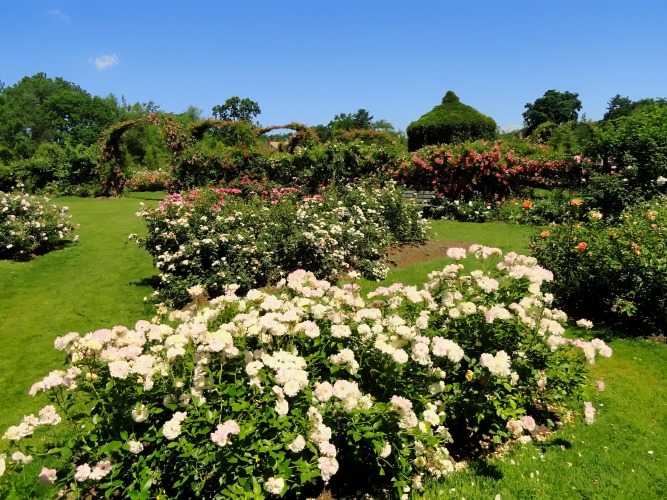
left=135, top=182, right=429, bottom=307
left=0, top=189, right=78, bottom=261
left=426, top=195, right=498, bottom=222
left=531, top=195, right=667, bottom=334
left=124, top=169, right=173, bottom=192
left=583, top=106, right=667, bottom=214
left=406, top=91, right=497, bottom=151
left=171, top=139, right=403, bottom=193
left=1, top=251, right=611, bottom=498
left=396, top=140, right=583, bottom=202
left=503, top=189, right=585, bottom=226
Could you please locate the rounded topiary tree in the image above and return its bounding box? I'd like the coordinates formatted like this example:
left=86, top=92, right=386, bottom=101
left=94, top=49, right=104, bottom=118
left=407, top=91, right=497, bottom=151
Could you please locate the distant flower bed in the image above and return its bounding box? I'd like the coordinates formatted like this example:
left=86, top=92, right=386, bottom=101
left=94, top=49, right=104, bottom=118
left=0, top=189, right=77, bottom=261
left=396, top=140, right=583, bottom=202
left=1, top=249, right=609, bottom=498
left=124, top=169, right=173, bottom=192
left=135, top=182, right=429, bottom=307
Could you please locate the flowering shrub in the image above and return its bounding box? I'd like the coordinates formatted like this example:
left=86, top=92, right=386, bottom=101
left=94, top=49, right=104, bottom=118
left=426, top=195, right=498, bottom=222
left=124, top=169, right=173, bottom=192
left=1, top=249, right=610, bottom=498
left=396, top=140, right=584, bottom=202
left=500, top=189, right=588, bottom=226
left=531, top=195, right=667, bottom=334
left=0, top=189, right=77, bottom=261
left=171, top=139, right=403, bottom=193
left=136, top=182, right=429, bottom=307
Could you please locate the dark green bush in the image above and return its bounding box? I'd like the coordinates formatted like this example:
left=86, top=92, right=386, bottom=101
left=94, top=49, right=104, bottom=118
left=407, top=91, right=497, bottom=151
left=172, top=140, right=403, bottom=192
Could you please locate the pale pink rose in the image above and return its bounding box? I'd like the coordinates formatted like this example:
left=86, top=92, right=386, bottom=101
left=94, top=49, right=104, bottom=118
left=584, top=401, right=596, bottom=425
left=211, top=420, right=241, bottom=447
left=317, top=456, right=339, bottom=482
left=314, top=382, right=334, bottom=402
left=506, top=419, right=523, bottom=437
left=446, top=247, right=467, bottom=261
left=89, top=460, right=111, bottom=480
left=39, top=467, right=57, bottom=485
left=380, top=443, right=392, bottom=458
left=521, top=416, right=536, bottom=432
left=127, top=440, right=144, bottom=454
left=265, top=476, right=285, bottom=495
left=38, top=405, right=61, bottom=426
left=289, top=435, right=306, bottom=453
left=74, top=463, right=91, bottom=482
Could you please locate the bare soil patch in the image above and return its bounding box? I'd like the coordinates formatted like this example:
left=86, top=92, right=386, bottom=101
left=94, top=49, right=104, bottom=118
left=386, top=239, right=475, bottom=269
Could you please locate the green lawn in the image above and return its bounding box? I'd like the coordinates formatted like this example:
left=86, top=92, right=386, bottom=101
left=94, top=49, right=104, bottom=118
left=0, top=198, right=665, bottom=498
left=0, top=193, right=161, bottom=431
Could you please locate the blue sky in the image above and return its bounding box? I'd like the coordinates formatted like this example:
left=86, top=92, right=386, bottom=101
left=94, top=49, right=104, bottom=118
left=1, top=1, right=666, bottom=132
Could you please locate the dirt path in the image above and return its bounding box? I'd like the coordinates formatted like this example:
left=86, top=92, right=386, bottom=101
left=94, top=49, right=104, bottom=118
left=386, top=239, right=475, bottom=268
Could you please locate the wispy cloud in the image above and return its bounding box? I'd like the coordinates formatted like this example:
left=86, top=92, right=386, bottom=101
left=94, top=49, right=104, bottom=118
left=93, top=54, right=119, bottom=70
left=47, top=9, right=69, bottom=22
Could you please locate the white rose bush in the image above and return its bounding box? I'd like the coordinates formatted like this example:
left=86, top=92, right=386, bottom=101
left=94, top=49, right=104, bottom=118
left=135, top=181, right=429, bottom=307
left=0, top=189, right=77, bottom=261
left=1, top=246, right=611, bottom=498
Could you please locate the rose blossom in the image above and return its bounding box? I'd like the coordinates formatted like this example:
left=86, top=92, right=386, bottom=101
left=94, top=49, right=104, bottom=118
left=265, top=476, right=285, bottom=495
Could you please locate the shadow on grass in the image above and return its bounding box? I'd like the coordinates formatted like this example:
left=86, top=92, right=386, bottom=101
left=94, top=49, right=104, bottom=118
left=468, top=460, right=503, bottom=480
left=123, top=192, right=167, bottom=201
left=540, top=437, right=573, bottom=450
left=1, top=239, right=78, bottom=262
left=130, top=275, right=161, bottom=289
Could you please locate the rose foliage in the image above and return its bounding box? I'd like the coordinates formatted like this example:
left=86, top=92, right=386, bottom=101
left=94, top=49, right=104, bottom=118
left=136, top=182, right=429, bottom=307
left=2, top=249, right=610, bottom=498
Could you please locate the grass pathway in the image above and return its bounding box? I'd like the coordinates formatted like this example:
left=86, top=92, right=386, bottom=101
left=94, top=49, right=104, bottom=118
left=0, top=193, right=160, bottom=430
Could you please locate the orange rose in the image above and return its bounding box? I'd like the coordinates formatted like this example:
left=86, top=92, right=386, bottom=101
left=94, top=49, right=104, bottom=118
left=540, top=230, right=551, bottom=238
left=571, top=199, right=583, bottom=206
left=576, top=242, right=587, bottom=252
left=522, top=200, right=532, bottom=209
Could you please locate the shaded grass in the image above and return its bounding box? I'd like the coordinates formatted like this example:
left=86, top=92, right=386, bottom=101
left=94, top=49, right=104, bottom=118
left=0, top=193, right=161, bottom=431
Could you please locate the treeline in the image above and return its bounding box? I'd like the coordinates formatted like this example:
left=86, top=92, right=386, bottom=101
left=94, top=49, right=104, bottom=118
left=0, top=72, right=665, bottom=197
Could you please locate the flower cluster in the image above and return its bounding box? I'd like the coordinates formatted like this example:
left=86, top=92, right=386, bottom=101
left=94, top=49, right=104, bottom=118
left=124, top=169, right=173, bottom=192
left=0, top=189, right=78, bottom=261
left=396, top=140, right=584, bottom=202
left=532, top=195, right=667, bottom=334
left=2, top=247, right=610, bottom=498
left=136, top=182, right=429, bottom=306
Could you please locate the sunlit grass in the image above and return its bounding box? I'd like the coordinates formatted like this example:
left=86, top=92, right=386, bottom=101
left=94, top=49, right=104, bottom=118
left=0, top=193, right=162, bottom=431
left=0, top=199, right=665, bottom=498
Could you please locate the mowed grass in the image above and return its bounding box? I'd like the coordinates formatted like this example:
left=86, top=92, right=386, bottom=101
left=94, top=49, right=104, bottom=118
left=1, top=202, right=665, bottom=498
left=420, top=339, right=667, bottom=499
left=0, top=193, right=161, bottom=432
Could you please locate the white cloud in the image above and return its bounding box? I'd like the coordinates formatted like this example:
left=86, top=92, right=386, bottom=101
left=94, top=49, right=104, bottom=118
left=47, top=9, right=69, bottom=22
left=94, top=54, right=119, bottom=70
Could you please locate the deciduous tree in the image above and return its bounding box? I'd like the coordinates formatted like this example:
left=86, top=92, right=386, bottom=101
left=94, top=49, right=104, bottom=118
left=211, top=97, right=261, bottom=122
left=522, top=90, right=582, bottom=136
